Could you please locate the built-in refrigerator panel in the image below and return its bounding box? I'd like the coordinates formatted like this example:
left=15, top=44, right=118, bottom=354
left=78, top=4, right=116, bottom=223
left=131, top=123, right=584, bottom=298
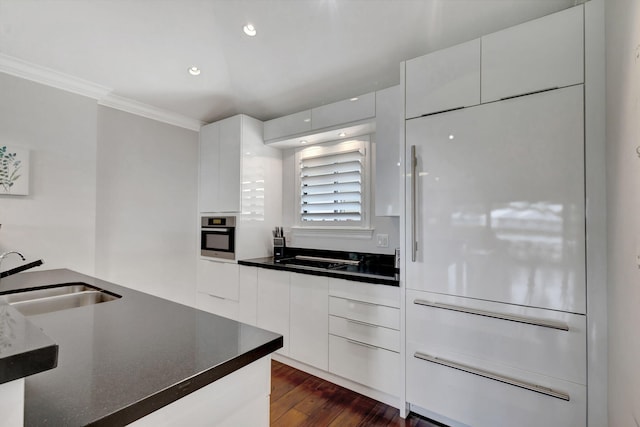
left=405, top=85, right=585, bottom=314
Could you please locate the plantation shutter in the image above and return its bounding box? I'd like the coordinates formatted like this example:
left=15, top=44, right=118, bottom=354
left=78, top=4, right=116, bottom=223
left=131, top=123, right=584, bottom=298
left=300, top=148, right=364, bottom=222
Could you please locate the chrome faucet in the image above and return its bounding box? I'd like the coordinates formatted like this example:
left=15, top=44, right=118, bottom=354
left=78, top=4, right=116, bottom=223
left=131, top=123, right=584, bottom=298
left=0, top=251, right=26, bottom=266
left=0, top=251, right=44, bottom=284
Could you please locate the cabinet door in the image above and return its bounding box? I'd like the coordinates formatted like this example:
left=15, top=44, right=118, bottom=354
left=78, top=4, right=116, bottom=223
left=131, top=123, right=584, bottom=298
left=217, top=116, right=242, bottom=212
left=374, top=85, right=401, bottom=216
left=197, top=259, right=240, bottom=301
left=256, top=269, right=290, bottom=356
left=405, top=39, right=480, bottom=119
left=481, top=5, right=583, bottom=103
left=263, top=110, right=312, bottom=142
left=405, top=86, right=585, bottom=313
left=289, top=273, right=328, bottom=370
left=311, top=92, right=375, bottom=130
left=199, top=122, right=220, bottom=212
left=238, top=266, right=258, bottom=326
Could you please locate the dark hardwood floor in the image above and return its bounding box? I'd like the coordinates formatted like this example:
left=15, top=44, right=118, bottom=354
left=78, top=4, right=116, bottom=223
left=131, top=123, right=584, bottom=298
left=270, top=360, right=445, bottom=427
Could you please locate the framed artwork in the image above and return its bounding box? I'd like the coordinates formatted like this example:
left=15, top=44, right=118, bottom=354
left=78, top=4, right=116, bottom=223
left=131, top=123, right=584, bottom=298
left=0, top=145, right=29, bottom=195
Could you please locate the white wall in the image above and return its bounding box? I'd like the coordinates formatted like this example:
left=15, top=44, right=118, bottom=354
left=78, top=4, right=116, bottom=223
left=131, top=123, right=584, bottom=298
left=605, top=0, right=640, bottom=425
left=0, top=72, right=198, bottom=306
left=95, top=106, right=198, bottom=306
left=0, top=73, right=97, bottom=275
left=281, top=137, right=400, bottom=255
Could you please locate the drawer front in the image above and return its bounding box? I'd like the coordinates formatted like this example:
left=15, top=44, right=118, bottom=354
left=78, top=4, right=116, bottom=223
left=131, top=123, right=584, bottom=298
left=328, top=278, right=400, bottom=308
left=197, top=259, right=239, bottom=301
left=196, top=292, right=239, bottom=321
left=329, top=315, right=399, bottom=352
left=329, top=296, right=399, bottom=330
left=329, top=335, right=399, bottom=396
left=406, top=289, right=586, bottom=384
left=406, top=341, right=586, bottom=427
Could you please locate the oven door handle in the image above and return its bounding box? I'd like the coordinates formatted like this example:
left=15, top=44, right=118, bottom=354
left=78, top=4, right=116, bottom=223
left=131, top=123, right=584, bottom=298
left=202, top=228, right=231, bottom=233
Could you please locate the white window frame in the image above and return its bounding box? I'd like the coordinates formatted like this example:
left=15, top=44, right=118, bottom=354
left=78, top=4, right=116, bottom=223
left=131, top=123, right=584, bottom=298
left=292, top=137, right=372, bottom=237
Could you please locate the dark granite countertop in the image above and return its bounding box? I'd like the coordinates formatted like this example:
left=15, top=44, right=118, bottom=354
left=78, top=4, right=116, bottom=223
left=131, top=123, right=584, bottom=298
left=238, top=247, right=399, bottom=286
left=0, top=269, right=282, bottom=426
left=0, top=303, right=58, bottom=385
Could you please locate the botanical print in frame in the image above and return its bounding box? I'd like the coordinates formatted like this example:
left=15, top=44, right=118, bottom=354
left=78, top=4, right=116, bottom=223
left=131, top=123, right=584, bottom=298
left=0, top=145, right=29, bottom=195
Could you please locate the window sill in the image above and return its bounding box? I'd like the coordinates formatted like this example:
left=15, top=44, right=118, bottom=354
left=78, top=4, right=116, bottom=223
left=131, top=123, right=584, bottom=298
left=291, top=226, right=374, bottom=240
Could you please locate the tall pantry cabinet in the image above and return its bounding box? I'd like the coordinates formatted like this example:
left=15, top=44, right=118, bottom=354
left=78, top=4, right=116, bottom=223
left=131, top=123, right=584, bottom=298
left=197, top=114, right=283, bottom=321
left=402, top=2, right=606, bottom=427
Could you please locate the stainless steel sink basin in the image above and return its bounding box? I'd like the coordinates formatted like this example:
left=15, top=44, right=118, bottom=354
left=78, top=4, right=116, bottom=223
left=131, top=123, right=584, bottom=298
left=0, top=282, right=121, bottom=316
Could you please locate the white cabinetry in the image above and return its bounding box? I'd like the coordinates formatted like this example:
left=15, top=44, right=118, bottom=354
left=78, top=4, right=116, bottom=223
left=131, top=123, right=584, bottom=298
left=199, top=115, right=243, bottom=213
left=481, top=5, right=583, bottom=103
left=405, top=85, right=585, bottom=313
left=311, top=92, right=375, bottom=130
left=263, top=110, right=312, bottom=141
left=405, top=39, right=481, bottom=119
left=256, top=269, right=290, bottom=356
left=196, top=259, right=240, bottom=320
left=199, top=114, right=282, bottom=219
left=289, top=273, right=329, bottom=370
left=374, top=85, right=402, bottom=216
left=328, top=279, right=400, bottom=397
left=406, top=290, right=586, bottom=427
left=238, top=266, right=258, bottom=325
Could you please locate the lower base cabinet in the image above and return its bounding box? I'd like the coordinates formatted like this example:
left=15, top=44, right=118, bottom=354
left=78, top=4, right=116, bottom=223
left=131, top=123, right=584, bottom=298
left=406, top=345, right=586, bottom=427
left=289, top=273, right=329, bottom=370
left=405, top=288, right=587, bottom=426
left=256, top=269, right=290, bottom=356
left=329, top=335, right=400, bottom=397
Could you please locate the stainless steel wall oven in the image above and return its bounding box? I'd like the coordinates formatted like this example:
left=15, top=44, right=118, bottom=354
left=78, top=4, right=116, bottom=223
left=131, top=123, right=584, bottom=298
left=200, top=216, right=236, bottom=260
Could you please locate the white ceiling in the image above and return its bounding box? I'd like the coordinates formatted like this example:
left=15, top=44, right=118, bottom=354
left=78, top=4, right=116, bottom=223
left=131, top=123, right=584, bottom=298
left=0, top=0, right=577, bottom=125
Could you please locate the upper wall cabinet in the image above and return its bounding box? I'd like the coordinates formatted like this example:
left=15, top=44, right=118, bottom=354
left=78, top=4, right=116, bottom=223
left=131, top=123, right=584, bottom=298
left=200, top=114, right=278, bottom=213
left=199, top=115, right=242, bottom=213
left=481, top=5, right=584, bottom=103
left=405, top=39, right=481, bottom=119
left=375, top=85, right=401, bottom=217
left=263, top=110, right=312, bottom=142
left=311, top=92, right=375, bottom=130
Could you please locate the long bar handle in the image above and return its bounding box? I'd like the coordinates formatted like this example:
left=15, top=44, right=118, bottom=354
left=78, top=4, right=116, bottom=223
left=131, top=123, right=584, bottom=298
left=411, top=145, right=417, bottom=262
left=346, top=339, right=379, bottom=350
left=413, top=299, right=569, bottom=331
left=414, top=351, right=570, bottom=401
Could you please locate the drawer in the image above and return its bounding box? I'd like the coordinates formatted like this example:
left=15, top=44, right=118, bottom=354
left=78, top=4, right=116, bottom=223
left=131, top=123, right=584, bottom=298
left=329, top=296, right=399, bottom=330
left=329, top=335, right=399, bottom=396
left=196, top=292, right=239, bottom=321
left=329, top=315, right=399, bottom=352
left=406, top=341, right=586, bottom=427
left=329, top=278, right=399, bottom=308
left=406, top=289, right=586, bottom=385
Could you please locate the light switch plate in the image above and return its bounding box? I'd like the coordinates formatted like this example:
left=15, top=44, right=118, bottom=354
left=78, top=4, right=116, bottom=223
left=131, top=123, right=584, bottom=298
left=376, top=234, right=389, bottom=248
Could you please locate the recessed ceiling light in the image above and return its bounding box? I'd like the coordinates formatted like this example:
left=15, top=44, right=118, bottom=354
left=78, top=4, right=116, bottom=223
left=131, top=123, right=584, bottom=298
left=339, top=132, right=347, bottom=137
left=243, top=23, right=257, bottom=37
left=188, top=66, right=201, bottom=76
left=303, top=118, right=311, bottom=123
left=350, top=97, right=359, bottom=101
left=300, top=140, right=308, bottom=144
left=448, top=134, right=455, bottom=140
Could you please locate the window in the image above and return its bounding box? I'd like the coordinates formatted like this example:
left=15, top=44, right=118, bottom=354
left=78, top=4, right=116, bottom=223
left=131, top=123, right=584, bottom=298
left=295, top=138, right=370, bottom=229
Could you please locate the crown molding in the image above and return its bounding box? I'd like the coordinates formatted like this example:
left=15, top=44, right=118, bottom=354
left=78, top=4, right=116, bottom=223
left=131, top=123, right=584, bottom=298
left=0, top=53, right=111, bottom=100
left=0, top=53, right=203, bottom=131
left=98, top=95, right=203, bottom=131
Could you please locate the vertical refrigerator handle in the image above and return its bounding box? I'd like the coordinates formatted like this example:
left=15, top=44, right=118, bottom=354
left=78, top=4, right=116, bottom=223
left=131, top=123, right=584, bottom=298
left=411, top=145, right=417, bottom=262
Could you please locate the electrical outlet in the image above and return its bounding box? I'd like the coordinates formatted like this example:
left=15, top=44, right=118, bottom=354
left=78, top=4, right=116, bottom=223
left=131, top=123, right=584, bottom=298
left=376, top=234, right=389, bottom=248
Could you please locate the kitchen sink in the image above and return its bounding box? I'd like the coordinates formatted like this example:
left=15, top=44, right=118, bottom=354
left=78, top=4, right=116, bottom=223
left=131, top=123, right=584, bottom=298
left=0, top=282, right=121, bottom=316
